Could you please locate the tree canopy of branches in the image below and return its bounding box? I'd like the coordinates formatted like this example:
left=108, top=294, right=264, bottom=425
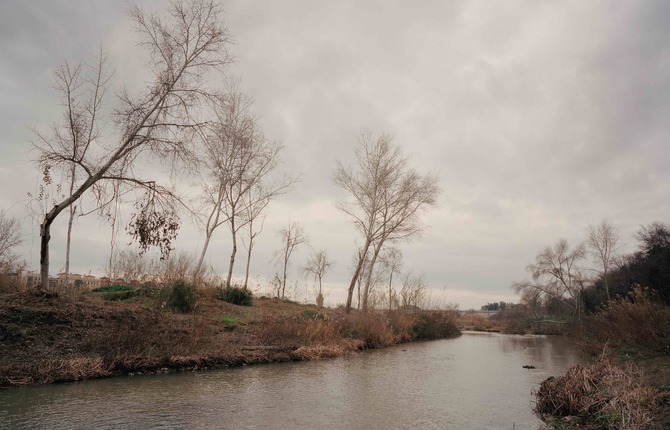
left=32, top=0, right=232, bottom=289
left=513, top=239, right=587, bottom=320
left=0, top=210, right=23, bottom=273
left=334, top=132, right=439, bottom=313
left=593, top=222, right=670, bottom=306
left=193, top=89, right=291, bottom=286
left=587, top=219, right=620, bottom=301
left=303, top=249, right=333, bottom=307
left=276, top=221, right=308, bottom=299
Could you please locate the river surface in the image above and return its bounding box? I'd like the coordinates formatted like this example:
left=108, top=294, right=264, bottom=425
left=0, top=332, right=582, bottom=429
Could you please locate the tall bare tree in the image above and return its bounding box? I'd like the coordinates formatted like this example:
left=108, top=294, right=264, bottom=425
left=276, top=221, right=308, bottom=298
left=587, top=219, right=620, bottom=301
left=32, top=0, right=231, bottom=289
left=334, top=132, right=439, bottom=313
left=513, top=239, right=587, bottom=320
left=380, top=247, right=402, bottom=310
left=192, top=90, right=291, bottom=286
left=400, top=271, right=427, bottom=309
left=241, top=187, right=272, bottom=289
left=303, top=249, right=333, bottom=307
left=0, top=210, right=23, bottom=273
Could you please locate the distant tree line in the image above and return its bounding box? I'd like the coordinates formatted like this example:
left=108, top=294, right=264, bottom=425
left=480, top=302, right=515, bottom=311
left=512, top=220, right=670, bottom=323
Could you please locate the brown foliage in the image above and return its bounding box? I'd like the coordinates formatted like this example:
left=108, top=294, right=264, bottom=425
left=579, top=287, right=670, bottom=354
left=535, top=356, right=662, bottom=429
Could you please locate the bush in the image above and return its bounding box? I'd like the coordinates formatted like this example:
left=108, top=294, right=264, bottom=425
left=580, top=286, right=670, bottom=354
left=164, top=280, right=196, bottom=313
left=218, top=314, right=240, bottom=330
left=412, top=311, right=460, bottom=340
left=535, top=357, right=662, bottom=429
left=301, top=308, right=327, bottom=320
left=92, top=285, right=133, bottom=293
left=217, top=286, right=252, bottom=306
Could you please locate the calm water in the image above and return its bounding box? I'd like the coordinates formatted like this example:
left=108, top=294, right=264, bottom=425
left=0, top=332, right=582, bottom=429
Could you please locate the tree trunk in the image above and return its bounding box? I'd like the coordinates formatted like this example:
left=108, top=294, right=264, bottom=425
left=225, top=217, right=237, bottom=288
left=39, top=218, right=54, bottom=290
left=243, top=233, right=253, bottom=290
left=193, top=198, right=222, bottom=284
left=345, top=241, right=370, bottom=313
left=64, top=204, right=75, bottom=287
left=388, top=271, right=394, bottom=311
left=362, top=240, right=383, bottom=312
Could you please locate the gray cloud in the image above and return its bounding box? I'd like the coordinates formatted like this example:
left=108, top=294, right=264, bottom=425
left=1, top=0, right=669, bottom=308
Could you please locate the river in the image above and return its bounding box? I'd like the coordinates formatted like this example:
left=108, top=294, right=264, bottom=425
left=0, top=332, right=582, bottom=429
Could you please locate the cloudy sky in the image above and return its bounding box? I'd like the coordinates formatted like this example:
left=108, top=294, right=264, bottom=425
left=1, top=0, right=669, bottom=309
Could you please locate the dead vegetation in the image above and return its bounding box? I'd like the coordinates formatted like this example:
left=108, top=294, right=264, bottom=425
left=536, top=288, right=670, bottom=428
left=0, top=289, right=460, bottom=387
left=535, top=355, right=663, bottom=429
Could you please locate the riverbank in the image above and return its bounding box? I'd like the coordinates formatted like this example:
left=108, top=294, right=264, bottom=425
left=0, top=289, right=460, bottom=387
left=534, top=290, right=670, bottom=429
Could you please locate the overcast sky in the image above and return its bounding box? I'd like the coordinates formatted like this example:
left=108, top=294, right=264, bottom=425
left=1, top=0, right=669, bottom=309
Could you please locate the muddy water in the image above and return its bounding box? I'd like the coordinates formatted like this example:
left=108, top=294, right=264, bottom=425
left=0, top=332, right=582, bottom=429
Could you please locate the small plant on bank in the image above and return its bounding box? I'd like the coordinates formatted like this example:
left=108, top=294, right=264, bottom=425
left=301, top=308, right=327, bottom=320
left=164, top=280, right=196, bottom=313
left=92, top=285, right=134, bottom=293
left=217, top=285, right=252, bottom=306
left=218, top=314, right=240, bottom=330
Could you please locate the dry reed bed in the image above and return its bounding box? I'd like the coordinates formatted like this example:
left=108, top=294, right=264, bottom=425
left=536, top=356, right=662, bottom=429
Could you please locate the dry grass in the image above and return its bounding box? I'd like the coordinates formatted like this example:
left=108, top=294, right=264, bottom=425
left=535, top=354, right=663, bottom=429
left=456, top=313, right=501, bottom=332
left=579, top=287, right=670, bottom=355
left=0, top=290, right=460, bottom=387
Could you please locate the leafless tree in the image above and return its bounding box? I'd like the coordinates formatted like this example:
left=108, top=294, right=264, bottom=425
left=334, top=132, right=439, bottom=313
left=151, top=251, right=195, bottom=285
left=193, top=90, right=290, bottom=287
left=587, top=219, right=620, bottom=301
left=31, top=0, right=232, bottom=289
left=513, top=239, right=587, bottom=320
left=0, top=210, right=23, bottom=273
left=276, top=221, right=308, bottom=298
left=241, top=190, right=267, bottom=289
left=303, top=249, right=333, bottom=307
left=400, top=271, right=427, bottom=309
left=113, top=249, right=148, bottom=283
left=379, top=247, right=402, bottom=310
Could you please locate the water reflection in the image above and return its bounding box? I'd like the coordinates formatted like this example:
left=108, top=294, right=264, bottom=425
left=0, top=333, right=582, bottom=430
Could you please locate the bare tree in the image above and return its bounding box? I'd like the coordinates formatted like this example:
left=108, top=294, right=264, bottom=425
left=0, top=210, right=23, bottom=273
left=193, top=90, right=291, bottom=286
left=303, top=249, right=333, bottom=307
left=276, top=221, right=308, bottom=298
left=513, top=239, right=587, bottom=320
left=400, top=271, right=427, bottom=309
left=587, top=219, right=620, bottom=301
left=32, top=0, right=231, bottom=289
left=334, top=132, right=439, bottom=313
left=113, top=249, right=148, bottom=283
left=151, top=251, right=195, bottom=285
left=241, top=188, right=270, bottom=289
left=379, top=247, right=402, bottom=310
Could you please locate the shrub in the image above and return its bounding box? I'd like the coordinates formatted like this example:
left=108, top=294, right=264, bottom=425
left=102, top=290, right=137, bottom=301
left=92, top=285, right=133, bottom=293
left=412, top=311, right=460, bottom=340
left=218, top=314, right=240, bottom=330
left=580, top=286, right=670, bottom=354
left=165, top=280, right=196, bottom=313
left=336, top=313, right=396, bottom=348
left=535, top=357, right=662, bottom=429
left=217, top=286, right=252, bottom=306
left=301, top=308, right=327, bottom=320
